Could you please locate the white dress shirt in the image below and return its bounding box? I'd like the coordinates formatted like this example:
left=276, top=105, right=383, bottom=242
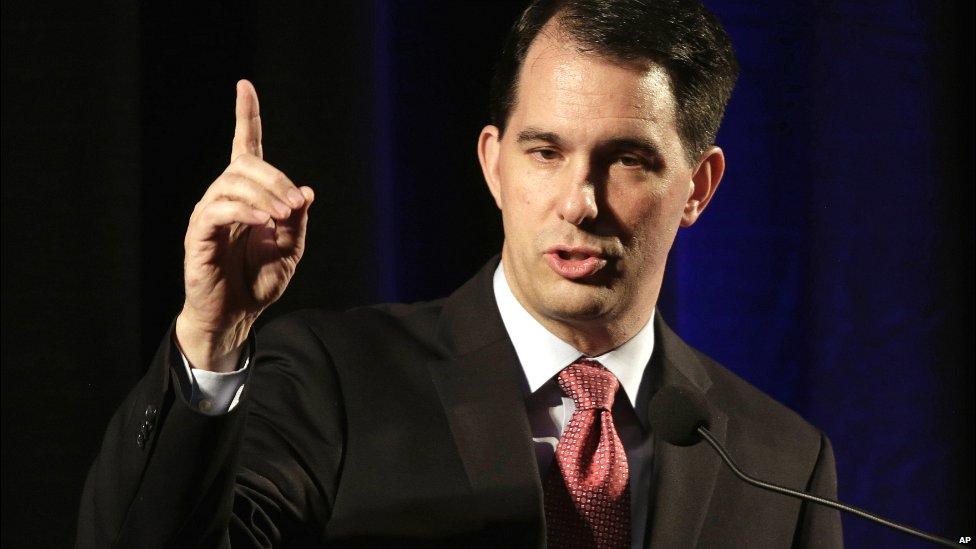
left=182, top=262, right=657, bottom=547
left=178, top=350, right=249, bottom=415
left=493, top=263, right=656, bottom=549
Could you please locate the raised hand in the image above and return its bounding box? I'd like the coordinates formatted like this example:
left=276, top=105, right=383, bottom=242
left=175, top=79, right=314, bottom=372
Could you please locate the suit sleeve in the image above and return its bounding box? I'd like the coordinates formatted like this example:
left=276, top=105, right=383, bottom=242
left=793, top=433, right=844, bottom=548
left=76, top=313, right=345, bottom=548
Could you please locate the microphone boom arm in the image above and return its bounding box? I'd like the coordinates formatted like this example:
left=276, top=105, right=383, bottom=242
left=696, top=426, right=956, bottom=547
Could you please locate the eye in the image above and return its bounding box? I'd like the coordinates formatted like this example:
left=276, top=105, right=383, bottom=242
left=615, top=154, right=650, bottom=169
left=530, top=148, right=562, bottom=162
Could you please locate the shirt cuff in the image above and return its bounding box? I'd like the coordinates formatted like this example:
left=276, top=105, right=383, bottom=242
left=179, top=349, right=250, bottom=416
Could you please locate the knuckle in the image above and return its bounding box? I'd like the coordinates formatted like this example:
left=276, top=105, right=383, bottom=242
left=189, top=203, right=205, bottom=224
left=272, top=171, right=290, bottom=188
left=230, top=153, right=253, bottom=169
left=194, top=206, right=211, bottom=224
left=209, top=175, right=232, bottom=195
left=198, top=201, right=219, bottom=221
left=219, top=172, right=242, bottom=186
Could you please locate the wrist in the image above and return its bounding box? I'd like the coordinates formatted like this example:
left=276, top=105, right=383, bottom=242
left=175, top=310, right=253, bottom=373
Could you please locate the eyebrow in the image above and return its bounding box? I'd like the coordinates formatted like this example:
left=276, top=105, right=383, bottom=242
left=602, top=136, right=660, bottom=157
left=516, top=128, right=564, bottom=146
left=515, top=127, right=661, bottom=157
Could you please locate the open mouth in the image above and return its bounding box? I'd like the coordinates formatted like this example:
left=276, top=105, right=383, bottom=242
left=557, top=250, right=592, bottom=260
left=544, top=247, right=609, bottom=280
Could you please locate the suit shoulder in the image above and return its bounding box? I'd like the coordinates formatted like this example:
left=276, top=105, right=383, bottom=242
left=696, top=350, right=817, bottom=432
left=694, top=349, right=826, bottom=467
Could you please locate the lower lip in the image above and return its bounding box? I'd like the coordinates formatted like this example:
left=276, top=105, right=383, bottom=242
left=544, top=252, right=608, bottom=280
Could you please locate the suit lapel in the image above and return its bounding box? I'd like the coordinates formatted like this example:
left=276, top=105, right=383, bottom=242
left=425, top=259, right=728, bottom=548
left=426, top=257, right=546, bottom=545
left=644, top=315, right=727, bottom=549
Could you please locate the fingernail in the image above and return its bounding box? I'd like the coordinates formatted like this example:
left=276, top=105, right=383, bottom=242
left=287, top=189, right=305, bottom=208
left=272, top=200, right=291, bottom=218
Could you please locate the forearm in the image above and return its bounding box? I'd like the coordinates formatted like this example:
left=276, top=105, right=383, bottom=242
left=77, top=321, right=252, bottom=548
left=78, top=312, right=343, bottom=547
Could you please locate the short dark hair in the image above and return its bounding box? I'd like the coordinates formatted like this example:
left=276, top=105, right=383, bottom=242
left=489, top=0, right=739, bottom=164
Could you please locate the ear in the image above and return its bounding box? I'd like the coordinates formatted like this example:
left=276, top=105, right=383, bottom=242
left=478, top=125, right=503, bottom=209
left=680, top=146, right=725, bottom=227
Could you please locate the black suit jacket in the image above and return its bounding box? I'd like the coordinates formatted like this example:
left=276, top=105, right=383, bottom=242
left=78, top=257, right=842, bottom=548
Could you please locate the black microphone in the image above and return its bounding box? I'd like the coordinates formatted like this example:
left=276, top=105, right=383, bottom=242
left=647, top=385, right=956, bottom=547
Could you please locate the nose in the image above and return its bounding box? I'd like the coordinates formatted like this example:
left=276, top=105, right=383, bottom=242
left=558, top=176, right=598, bottom=226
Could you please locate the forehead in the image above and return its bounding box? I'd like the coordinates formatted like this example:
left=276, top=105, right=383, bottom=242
left=511, top=29, right=678, bottom=141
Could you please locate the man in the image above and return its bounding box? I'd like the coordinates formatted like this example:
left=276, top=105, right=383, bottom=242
left=78, top=0, right=843, bottom=547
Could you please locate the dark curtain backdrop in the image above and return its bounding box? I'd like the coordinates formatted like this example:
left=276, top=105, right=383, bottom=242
left=2, top=1, right=972, bottom=547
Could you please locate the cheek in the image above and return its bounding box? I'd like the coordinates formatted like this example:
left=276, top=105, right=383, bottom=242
left=607, top=183, right=660, bottom=221
left=497, top=178, right=536, bottom=247
left=499, top=166, right=556, bottom=224
left=608, top=184, right=684, bottom=246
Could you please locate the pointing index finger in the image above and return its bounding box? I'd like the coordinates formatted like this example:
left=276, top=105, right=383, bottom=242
left=232, top=79, right=263, bottom=161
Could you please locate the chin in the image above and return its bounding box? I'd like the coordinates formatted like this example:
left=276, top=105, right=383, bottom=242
left=538, top=283, right=613, bottom=322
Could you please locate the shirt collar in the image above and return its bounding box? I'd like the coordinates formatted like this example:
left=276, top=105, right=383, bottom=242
left=492, top=262, right=655, bottom=408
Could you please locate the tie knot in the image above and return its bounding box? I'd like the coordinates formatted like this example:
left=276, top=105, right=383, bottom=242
left=557, top=359, right=619, bottom=411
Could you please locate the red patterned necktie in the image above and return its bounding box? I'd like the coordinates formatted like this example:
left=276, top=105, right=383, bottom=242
left=544, top=359, right=631, bottom=548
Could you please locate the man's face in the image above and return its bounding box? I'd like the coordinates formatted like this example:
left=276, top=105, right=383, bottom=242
left=479, top=29, right=722, bottom=337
